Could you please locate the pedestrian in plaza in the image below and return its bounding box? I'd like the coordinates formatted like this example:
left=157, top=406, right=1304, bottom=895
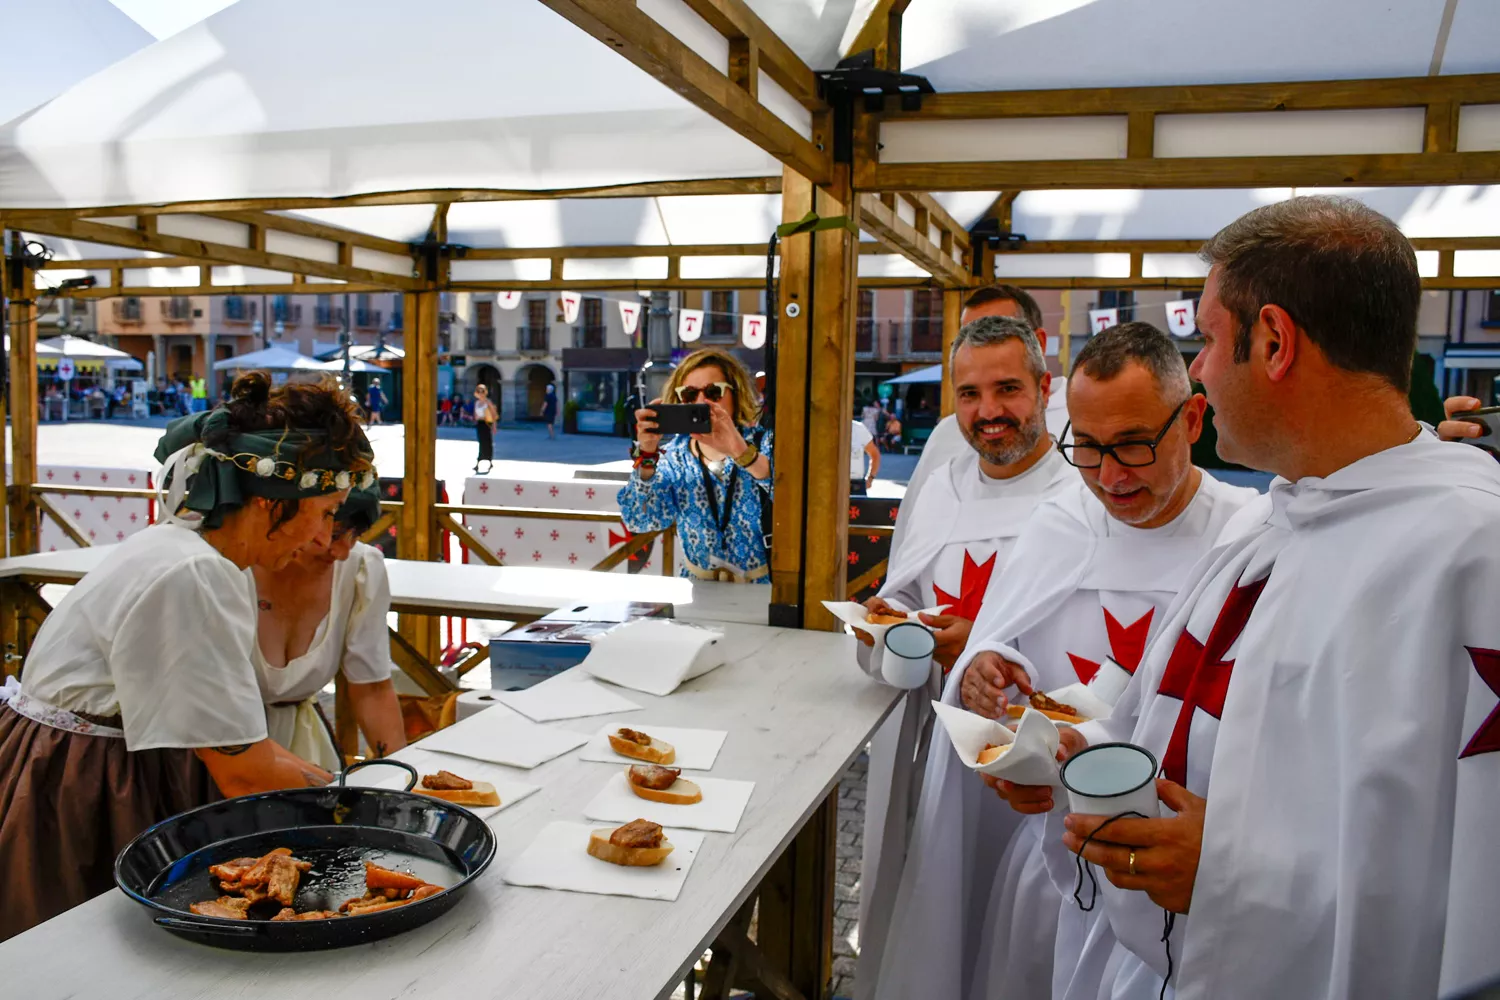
left=619, top=347, right=773, bottom=583
left=365, top=379, right=385, bottom=425
left=190, top=375, right=207, bottom=413
left=472, top=383, right=497, bottom=475
left=849, top=418, right=880, bottom=496
left=541, top=383, right=558, bottom=439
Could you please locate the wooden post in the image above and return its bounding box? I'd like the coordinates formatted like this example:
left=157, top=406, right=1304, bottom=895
left=4, top=233, right=39, bottom=555
left=769, top=164, right=858, bottom=632
left=398, top=289, right=441, bottom=662
left=1059, top=290, right=1073, bottom=373
left=940, top=289, right=962, bottom=417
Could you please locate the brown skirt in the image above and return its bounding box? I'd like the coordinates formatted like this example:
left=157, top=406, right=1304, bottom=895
left=0, top=705, right=219, bottom=941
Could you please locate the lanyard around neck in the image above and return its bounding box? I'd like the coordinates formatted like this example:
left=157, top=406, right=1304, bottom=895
left=694, top=442, right=738, bottom=538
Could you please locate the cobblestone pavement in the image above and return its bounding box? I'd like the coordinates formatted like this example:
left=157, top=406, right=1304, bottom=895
left=832, top=751, right=868, bottom=999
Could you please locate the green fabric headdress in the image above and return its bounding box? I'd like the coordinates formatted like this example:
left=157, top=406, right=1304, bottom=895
left=154, top=408, right=375, bottom=529
left=335, top=481, right=383, bottom=534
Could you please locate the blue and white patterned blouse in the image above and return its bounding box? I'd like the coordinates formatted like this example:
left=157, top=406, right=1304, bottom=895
left=617, top=428, right=773, bottom=582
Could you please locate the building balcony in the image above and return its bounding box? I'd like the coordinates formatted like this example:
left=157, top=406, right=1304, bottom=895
left=354, top=309, right=382, bottom=329
left=224, top=296, right=254, bottom=322
left=890, top=318, right=943, bottom=358
left=856, top=317, right=875, bottom=356
left=112, top=299, right=143, bottom=323
left=160, top=297, right=193, bottom=322
left=573, top=324, right=606, bottom=350
left=314, top=306, right=344, bottom=328
left=468, top=326, right=496, bottom=353
left=519, top=326, right=550, bottom=354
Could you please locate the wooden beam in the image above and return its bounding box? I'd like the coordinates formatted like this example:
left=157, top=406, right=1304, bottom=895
left=868, top=152, right=1500, bottom=191
left=13, top=215, right=420, bottom=289
left=857, top=193, right=968, bottom=286
left=1127, top=111, right=1155, bottom=159
left=873, top=72, right=1500, bottom=120
left=535, top=0, right=830, bottom=183
left=3, top=237, right=39, bottom=555
left=451, top=275, right=946, bottom=291
left=435, top=512, right=503, bottom=566
left=909, top=193, right=971, bottom=251
left=397, top=290, right=441, bottom=665
left=941, top=289, right=961, bottom=417
left=728, top=37, right=759, bottom=101
left=30, top=178, right=783, bottom=219
left=679, top=0, right=820, bottom=107
left=770, top=169, right=814, bottom=623
left=33, top=495, right=90, bottom=548
left=844, top=0, right=912, bottom=70
left=40, top=255, right=201, bottom=270
left=211, top=210, right=414, bottom=257
left=57, top=282, right=395, bottom=299
left=1424, top=101, right=1460, bottom=154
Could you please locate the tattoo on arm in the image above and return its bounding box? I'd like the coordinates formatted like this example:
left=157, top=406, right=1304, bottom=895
left=302, top=769, right=328, bottom=787
left=212, top=744, right=252, bottom=756
left=374, top=741, right=388, bottom=759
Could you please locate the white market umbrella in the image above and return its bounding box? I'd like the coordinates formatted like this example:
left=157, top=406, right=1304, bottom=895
left=882, top=364, right=943, bottom=386
left=213, top=345, right=323, bottom=371
left=37, top=334, right=142, bottom=370
left=5, top=336, right=61, bottom=356
left=314, top=357, right=383, bottom=374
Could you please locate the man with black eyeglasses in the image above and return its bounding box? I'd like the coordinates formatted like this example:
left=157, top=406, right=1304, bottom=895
left=870, top=323, right=1259, bottom=1000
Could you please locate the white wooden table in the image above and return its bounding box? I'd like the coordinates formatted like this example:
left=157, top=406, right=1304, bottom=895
left=0, top=623, right=900, bottom=1000
left=675, top=580, right=771, bottom=625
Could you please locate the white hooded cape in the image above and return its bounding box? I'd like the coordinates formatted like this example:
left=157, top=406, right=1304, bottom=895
left=856, top=447, right=1074, bottom=1000
left=871, top=471, right=1255, bottom=1000
left=1060, top=432, right=1500, bottom=1000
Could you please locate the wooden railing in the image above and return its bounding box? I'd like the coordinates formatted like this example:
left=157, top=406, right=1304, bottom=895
left=25, top=483, right=887, bottom=589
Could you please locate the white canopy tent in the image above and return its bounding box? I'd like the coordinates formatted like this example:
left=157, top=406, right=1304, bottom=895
left=211, top=344, right=322, bottom=371
left=37, top=334, right=142, bottom=369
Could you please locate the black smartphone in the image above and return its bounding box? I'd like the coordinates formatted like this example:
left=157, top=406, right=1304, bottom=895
left=650, top=403, right=712, bottom=436
left=1457, top=406, right=1500, bottom=447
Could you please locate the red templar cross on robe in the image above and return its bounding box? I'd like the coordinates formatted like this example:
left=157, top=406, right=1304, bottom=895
left=932, top=550, right=997, bottom=623
left=1460, top=646, right=1500, bottom=759
left=1068, top=607, right=1155, bottom=684
left=1155, top=577, right=1268, bottom=785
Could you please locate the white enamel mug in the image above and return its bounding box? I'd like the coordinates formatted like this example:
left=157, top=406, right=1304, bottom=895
left=880, top=621, right=936, bottom=689
left=1060, top=742, right=1161, bottom=818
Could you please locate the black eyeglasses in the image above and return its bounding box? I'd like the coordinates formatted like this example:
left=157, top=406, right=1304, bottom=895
left=1058, top=400, right=1188, bottom=469
left=675, top=382, right=733, bottom=404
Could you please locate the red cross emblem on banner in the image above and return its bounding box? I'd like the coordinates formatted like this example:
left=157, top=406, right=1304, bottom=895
left=1068, top=608, right=1156, bottom=684
left=932, top=550, right=997, bottom=623
left=1155, top=577, right=1267, bottom=785
left=1461, top=646, right=1500, bottom=759
left=609, top=527, right=631, bottom=547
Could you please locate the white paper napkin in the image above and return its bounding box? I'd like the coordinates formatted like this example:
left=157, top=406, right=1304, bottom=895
left=582, top=770, right=755, bottom=833
left=1041, top=682, right=1114, bottom=723
left=578, top=723, right=728, bottom=771
left=932, top=700, right=1062, bottom=787
left=579, top=619, right=726, bottom=697
left=348, top=747, right=540, bottom=821
left=821, top=601, right=949, bottom=641
left=417, top=705, right=589, bottom=769
left=492, top=672, right=643, bottom=722
left=503, top=820, right=704, bottom=901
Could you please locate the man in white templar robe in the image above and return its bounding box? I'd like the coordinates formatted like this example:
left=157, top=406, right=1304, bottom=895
left=890, top=285, right=1069, bottom=558
left=854, top=314, right=1075, bottom=1000
left=1032, top=197, right=1500, bottom=999
left=873, top=324, right=1258, bottom=1000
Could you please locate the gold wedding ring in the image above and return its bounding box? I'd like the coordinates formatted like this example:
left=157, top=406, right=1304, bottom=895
left=1128, top=850, right=1137, bottom=876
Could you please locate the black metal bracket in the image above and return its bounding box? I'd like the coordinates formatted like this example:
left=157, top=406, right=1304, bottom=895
left=3, top=236, right=51, bottom=305
left=967, top=219, right=1030, bottom=277
left=815, top=50, right=934, bottom=165
left=408, top=240, right=470, bottom=284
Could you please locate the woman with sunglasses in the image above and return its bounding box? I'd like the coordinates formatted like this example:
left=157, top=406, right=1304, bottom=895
left=619, top=347, right=772, bottom=582
left=250, top=482, right=407, bottom=772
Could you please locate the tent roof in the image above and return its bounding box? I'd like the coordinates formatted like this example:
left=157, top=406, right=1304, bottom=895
left=212, top=345, right=322, bottom=371
left=0, top=0, right=154, bottom=125
left=0, top=0, right=782, bottom=210
left=38, top=334, right=137, bottom=360
left=898, top=0, right=1496, bottom=92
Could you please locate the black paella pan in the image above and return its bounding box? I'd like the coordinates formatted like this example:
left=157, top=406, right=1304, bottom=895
left=114, top=759, right=496, bottom=951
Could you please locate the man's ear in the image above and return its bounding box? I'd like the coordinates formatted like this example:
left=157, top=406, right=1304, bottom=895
left=1034, top=327, right=1048, bottom=358
left=1182, top=392, right=1208, bottom=445
left=1257, top=305, right=1298, bottom=384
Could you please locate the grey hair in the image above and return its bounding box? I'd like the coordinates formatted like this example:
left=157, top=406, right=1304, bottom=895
left=1071, top=321, right=1191, bottom=402
left=950, top=315, right=1047, bottom=382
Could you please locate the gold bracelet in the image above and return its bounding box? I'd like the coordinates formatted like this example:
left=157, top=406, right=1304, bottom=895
left=733, top=442, right=759, bottom=468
